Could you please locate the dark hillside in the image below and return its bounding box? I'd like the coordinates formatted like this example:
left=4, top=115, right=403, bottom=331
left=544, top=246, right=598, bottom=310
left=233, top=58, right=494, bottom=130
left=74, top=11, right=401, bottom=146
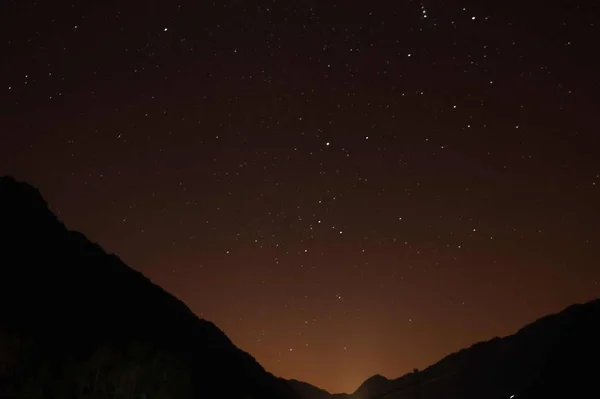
left=0, top=176, right=298, bottom=399
left=290, top=300, right=600, bottom=399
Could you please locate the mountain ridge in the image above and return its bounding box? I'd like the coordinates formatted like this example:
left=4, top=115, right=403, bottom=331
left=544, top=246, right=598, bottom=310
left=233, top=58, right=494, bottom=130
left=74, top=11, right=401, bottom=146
left=1, top=175, right=598, bottom=399
left=0, top=175, right=298, bottom=399
left=288, top=299, right=600, bottom=399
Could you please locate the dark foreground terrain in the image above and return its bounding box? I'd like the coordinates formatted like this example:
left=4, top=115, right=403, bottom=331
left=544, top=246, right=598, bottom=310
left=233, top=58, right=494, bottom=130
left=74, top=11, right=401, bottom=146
left=0, top=176, right=598, bottom=399
left=0, top=175, right=298, bottom=399
left=288, top=298, right=600, bottom=399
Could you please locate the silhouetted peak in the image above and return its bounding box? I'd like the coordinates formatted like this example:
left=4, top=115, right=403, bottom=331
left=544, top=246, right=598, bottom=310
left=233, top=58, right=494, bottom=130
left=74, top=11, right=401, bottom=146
left=0, top=176, right=237, bottom=349
left=290, top=299, right=600, bottom=399
left=354, top=374, right=392, bottom=398
left=0, top=176, right=49, bottom=211
left=363, top=374, right=389, bottom=384
left=0, top=177, right=300, bottom=399
left=0, top=176, right=59, bottom=232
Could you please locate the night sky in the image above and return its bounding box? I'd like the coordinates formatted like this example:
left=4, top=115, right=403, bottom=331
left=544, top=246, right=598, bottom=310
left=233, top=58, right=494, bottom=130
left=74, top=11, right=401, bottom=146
left=2, top=0, right=599, bottom=393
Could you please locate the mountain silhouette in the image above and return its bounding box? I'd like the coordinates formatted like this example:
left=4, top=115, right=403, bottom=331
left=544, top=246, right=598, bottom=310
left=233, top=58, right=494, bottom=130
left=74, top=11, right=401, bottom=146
left=0, top=176, right=299, bottom=399
left=289, top=300, right=600, bottom=399
left=2, top=176, right=598, bottom=399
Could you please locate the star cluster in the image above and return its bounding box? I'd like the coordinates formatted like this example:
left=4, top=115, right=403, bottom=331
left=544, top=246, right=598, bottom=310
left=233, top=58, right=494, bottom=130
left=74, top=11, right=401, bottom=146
left=1, top=0, right=599, bottom=393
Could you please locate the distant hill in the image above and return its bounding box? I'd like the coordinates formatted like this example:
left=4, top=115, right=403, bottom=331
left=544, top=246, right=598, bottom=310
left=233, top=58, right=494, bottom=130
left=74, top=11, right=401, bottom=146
left=0, top=176, right=299, bottom=399
left=289, top=300, right=600, bottom=399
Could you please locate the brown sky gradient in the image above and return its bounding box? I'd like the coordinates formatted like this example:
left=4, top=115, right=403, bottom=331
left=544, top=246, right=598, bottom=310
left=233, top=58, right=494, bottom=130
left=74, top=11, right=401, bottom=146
left=1, top=0, right=599, bottom=393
